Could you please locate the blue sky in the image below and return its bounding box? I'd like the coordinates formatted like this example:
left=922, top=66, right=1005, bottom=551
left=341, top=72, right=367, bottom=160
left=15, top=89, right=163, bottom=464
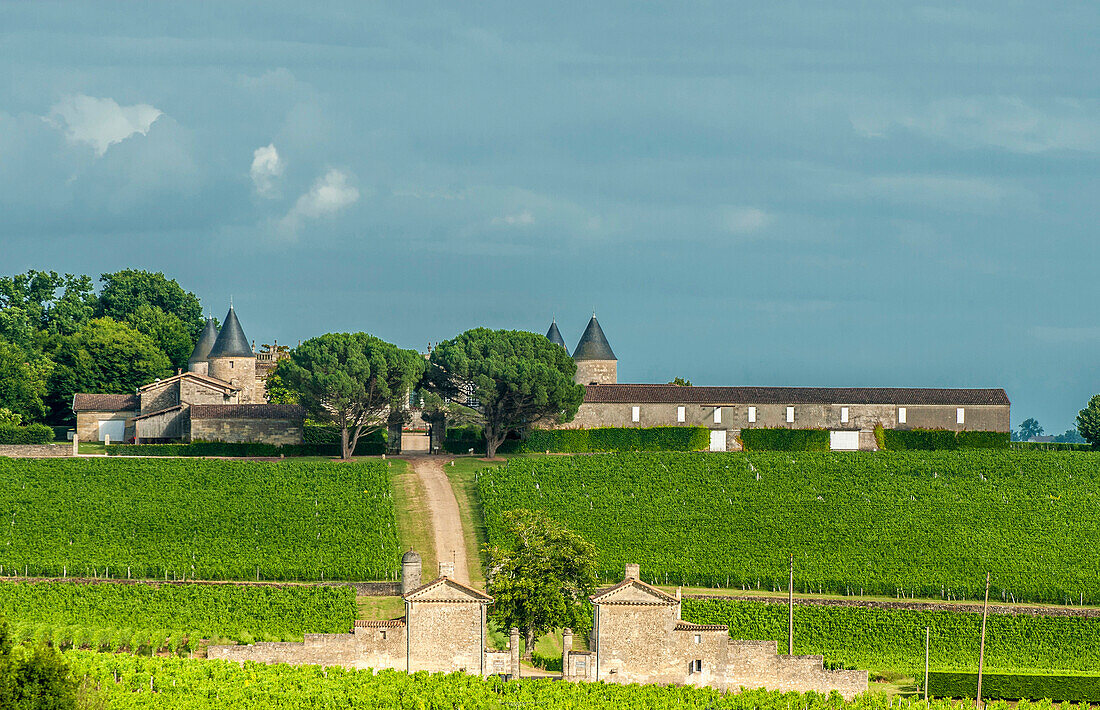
left=1, top=2, right=1097, bottom=432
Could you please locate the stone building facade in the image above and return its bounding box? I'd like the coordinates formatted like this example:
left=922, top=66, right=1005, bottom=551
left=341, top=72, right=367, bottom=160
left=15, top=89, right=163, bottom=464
left=545, top=317, right=1010, bottom=451
left=72, top=306, right=302, bottom=445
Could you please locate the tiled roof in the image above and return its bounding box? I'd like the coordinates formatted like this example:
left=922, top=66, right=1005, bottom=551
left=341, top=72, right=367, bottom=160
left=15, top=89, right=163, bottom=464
left=583, top=384, right=1010, bottom=406
left=133, top=404, right=185, bottom=421
left=674, top=621, right=728, bottom=632
left=189, top=404, right=305, bottom=420
left=137, top=371, right=236, bottom=392
left=402, top=577, right=494, bottom=603
left=590, top=578, right=679, bottom=604
left=354, top=619, right=406, bottom=628
left=72, top=393, right=139, bottom=412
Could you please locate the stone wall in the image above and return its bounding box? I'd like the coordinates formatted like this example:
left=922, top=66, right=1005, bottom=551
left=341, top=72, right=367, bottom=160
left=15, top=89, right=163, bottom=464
left=574, top=360, right=617, bottom=385
left=180, top=379, right=234, bottom=405
left=407, top=601, right=486, bottom=675
left=0, top=445, right=71, bottom=458
left=75, top=411, right=136, bottom=442
left=723, top=640, right=867, bottom=700
left=188, top=417, right=303, bottom=445
left=140, top=381, right=180, bottom=413
left=208, top=625, right=407, bottom=671
left=209, top=357, right=257, bottom=404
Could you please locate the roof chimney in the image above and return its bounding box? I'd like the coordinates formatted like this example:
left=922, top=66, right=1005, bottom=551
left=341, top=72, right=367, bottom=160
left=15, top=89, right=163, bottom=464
left=624, top=563, right=640, bottom=581
left=438, top=561, right=455, bottom=578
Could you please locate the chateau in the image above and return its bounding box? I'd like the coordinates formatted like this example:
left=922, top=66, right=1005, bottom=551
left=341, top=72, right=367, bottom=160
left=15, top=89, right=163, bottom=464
left=72, top=307, right=303, bottom=445
left=548, top=315, right=1010, bottom=451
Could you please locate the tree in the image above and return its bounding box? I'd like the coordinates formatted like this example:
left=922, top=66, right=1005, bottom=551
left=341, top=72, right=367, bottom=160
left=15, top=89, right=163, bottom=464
left=668, top=377, right=692, bottom=387
left=425, top=329, right=584, bottom=458
left=46, top=318, right=171, bottom=422
left=484, top=509, right=598, bottom=657
left=0, top=271, right=95, bottom=350
left=1076, top=395, right=1100, bottom=448
left=97, top=270, right=204, bottom=341
left=275, top=333, right=426, bottom=459
left=1054, top=428, right=1086, bottom=444
left=125, top=304, right=197, bottom=371
left=0, top=338, right=47, bottom=422
left=0, top=617, right=78, bottom=709
left=1016, top=418, right=1044, bottom=441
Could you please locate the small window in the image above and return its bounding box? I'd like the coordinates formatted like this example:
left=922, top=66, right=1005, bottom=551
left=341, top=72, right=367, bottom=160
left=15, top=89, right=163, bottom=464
left=693, top=634, right=701, bottom=644
left=577, top=659, right=586, bottom=671
left=898, top=407, right=907, bottom=424
left=748, top=406, right=756, bottom=423
left=631, top=406, right=640, bottom=423
left=786, top=406, right=795, bottom=423
left=957, top=407, right=965, bottom=424
left=841, top=407, right=849, bottom=424
left=691, top=659, right=703, bottom=673
left=677, top=406, right=686, bottom=423
left=713, top=407, right=722, bottom=424
left=229, top=361, right=234, bottom=369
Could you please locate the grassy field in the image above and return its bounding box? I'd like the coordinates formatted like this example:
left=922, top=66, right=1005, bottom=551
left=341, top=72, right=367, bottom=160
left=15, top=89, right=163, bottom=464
left=477, top=451, right=1100, bottom=603
left=0, top=457, right=400, bottom=581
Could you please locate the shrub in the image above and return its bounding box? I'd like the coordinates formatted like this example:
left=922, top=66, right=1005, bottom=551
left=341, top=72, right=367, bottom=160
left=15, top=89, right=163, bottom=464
left=1011, top=441, right=1095, bottom=452
left=520, top=427, right=710, bottom=453
left=0, top=423, right=55, bottom=445
left=926, top=672, right=1100, bottom=702
left=883, top=429, right=1010, bottom=451
left=738, top=428, right=829, bottom=451
left=105, top=430, right=387, bottom=457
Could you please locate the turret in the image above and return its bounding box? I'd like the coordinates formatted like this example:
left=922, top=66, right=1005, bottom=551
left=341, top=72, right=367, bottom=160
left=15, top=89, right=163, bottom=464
left=572, top=315, right=617, bottom=385
left=401, top=550, right=422, bottom=594
left=546, top=320, right=566, bottom=348
left=207, top=306, right=257, bottom=403
left=187, top=318, right=218, bottom=375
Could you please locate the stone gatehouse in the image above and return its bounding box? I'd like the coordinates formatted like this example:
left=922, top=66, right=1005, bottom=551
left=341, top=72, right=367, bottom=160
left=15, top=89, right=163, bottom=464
left=208, top=554, right=867, bottom=699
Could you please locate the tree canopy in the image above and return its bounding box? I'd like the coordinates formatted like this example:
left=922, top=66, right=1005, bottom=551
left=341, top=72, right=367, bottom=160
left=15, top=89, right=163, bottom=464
left=484, top=509, right=598, bottom=657
left=0, top=338, right=48, bottom=422
left=1076, top=395, right=1100, bottom=448
left=0, top=617, right=77, bottom=709
left=98, top=269, right=204, bottom=341
left=425, top=329, right=584, bottom=458
left=275, top=332, right=426, bottom=459
left=1016, top=417, right=1044, bottom=441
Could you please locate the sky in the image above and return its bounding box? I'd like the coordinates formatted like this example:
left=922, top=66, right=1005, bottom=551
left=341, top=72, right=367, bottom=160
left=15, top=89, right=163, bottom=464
left=1, top=2, right=1097, bottom=433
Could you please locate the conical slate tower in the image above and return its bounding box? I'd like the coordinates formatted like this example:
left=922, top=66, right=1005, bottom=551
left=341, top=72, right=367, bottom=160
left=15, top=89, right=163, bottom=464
left=546, top=320, right=566, bottom=348
left=572, top=315, right=617, bottom=384
left=208, top=306, right=253, bottom=358
left=207, top=306, right=258, bottom=402
left=187, top=317, right=219, bottom=375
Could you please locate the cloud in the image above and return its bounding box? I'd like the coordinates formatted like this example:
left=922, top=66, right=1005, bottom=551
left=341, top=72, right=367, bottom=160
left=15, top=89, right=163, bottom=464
left=852, top=97, right=1100, bottom=154
left=722, top=206, right=771, bottom=234
left=278, top=168, right=360, bottom=237
left=491, top=210, right=534, bottom=227
left=47, top=94, right=162, bottom=156
left=250, top=144, right=284, bottom=197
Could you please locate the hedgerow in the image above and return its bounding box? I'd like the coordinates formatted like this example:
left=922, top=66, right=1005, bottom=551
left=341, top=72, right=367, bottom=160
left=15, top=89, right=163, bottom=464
left=882, top=429, right=1010, bottom=450
left=739, top=428, right=829, bottom=451
left=477, top=451, right=1100, bottom=602
left=445, top=427, right=710, bottom=454
left=0, top=458, right=400, bottom=581
left=0, top=423, right=54, bottom=445
left=106, top=430, right=387, bottom=457
left=926, top=672, right=1100, bottom=702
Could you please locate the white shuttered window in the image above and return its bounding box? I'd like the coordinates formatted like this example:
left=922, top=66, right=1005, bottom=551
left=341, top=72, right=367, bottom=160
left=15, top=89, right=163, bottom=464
left=748, top=406, right=757, bottom=423
left=631, top=406, right=640, bottom=423
left=713, top=407, right=722, bottom=424
left=786, top=406, right=795, bottom=423
left=677, top=406, right=686, bottom=423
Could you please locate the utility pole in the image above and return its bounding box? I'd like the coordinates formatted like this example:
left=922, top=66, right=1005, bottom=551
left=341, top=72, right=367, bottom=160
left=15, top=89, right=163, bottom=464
left=924, top=626, right=930, bottom=702
left=976, top=572, right=991, bottom=709
left=788, top=554, right=794, bottom=656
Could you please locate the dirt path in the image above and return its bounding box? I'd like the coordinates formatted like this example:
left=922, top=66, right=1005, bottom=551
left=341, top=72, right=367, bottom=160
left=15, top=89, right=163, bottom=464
left=406, top=456, right=469, bottom=584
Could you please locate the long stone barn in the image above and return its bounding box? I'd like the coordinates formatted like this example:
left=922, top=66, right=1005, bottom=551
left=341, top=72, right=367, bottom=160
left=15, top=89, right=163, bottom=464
left=209, top=554, right=868, bottom=699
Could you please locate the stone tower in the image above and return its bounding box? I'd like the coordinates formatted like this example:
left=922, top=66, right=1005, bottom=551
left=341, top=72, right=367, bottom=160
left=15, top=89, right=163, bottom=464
left=572, top=315, right=617, bottom=385
left=401, top=550, right=422, bottom=594
left=545, top=320, right=567, bottom=349
left=207, top=306, right=257, bottom=403
left=187, top=317, right=219, bottom=376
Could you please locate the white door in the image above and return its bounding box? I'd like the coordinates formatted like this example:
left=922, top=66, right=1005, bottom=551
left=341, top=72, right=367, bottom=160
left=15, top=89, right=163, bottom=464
left=98, top=420, right=125, bottom=443
left=709, top=430, right=727, bottom=452
left=830, top=430, right=860, bottom=451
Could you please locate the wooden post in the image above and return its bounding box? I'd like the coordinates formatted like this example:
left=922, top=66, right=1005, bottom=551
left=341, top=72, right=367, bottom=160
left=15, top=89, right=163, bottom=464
left=924, top=626, right=930, bottom=701
left=788, top=554, right=794, bottom=656
left=976, top=572, right=991, bottom=709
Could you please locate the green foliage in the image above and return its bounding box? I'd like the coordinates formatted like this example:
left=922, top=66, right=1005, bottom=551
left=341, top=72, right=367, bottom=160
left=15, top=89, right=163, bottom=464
left=0, top=410, right=19, bottom=427
left=0, top=271, right=96, bottom=345
left=96, top=270, right=204, bottom=342
left=0, top=423, right=54, bottom=445
left=0, top=339, right=47, bottom=422
left=0, top=582, right=355, bottom=648
left=682, top=598, right=1100, bottom=674
left=668, top=377, right=693, bottom=386
left=883, top=429, right=1010, bottom=450
left=485, top=510, right=598, bottom=653
left=426, top=329, right=585, bottom=458
left=1011, top=441, right=1094, bottom=452
left=0, top=458, right=400, bottom=581
left=477, top=451, right=1100, bottom=601
left=927, top=672, right=1100, bottom=701
left=521, top=427, right=710, bottom=453
left=739, top=428, right=830, bottom=451
left=123, top=305, right=196, bottom=371
left=0, top=622, right=78, bottom=709
left=1016, top=418, right=1044, bottom=441
left=105, top=434, right=387, bottom=457
left=1076, top=395, right=1100, bottom=447
left=278, top=333, right=426, bottom=459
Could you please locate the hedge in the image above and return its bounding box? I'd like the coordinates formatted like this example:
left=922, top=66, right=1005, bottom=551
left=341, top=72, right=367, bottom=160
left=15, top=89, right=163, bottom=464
left=927, top=672, right=1100, bottom=702
left=884, top=429, right=1010, bottom=451
left=107, top=431, right=387, bottom=457
left=446, top=427, right=711, bottom=454
left=1011, top=441, right=1094, bottom=452
left=738, top=428, right=829, bottom=451
left=0, top=423, right=55, bottom=445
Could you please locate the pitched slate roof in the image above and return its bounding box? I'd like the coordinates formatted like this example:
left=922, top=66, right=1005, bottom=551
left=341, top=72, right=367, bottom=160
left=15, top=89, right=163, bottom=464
left=207, top=307, right=253, bottom=358
left=188, top=318, right=219, bottom=365
left=72, top=393, right=140, bottom=412
left=189, top=404, right=306, bottom=420
left=582, top=384, right=1010, bottom=406
left=546, top=320, right=566, bottom=348
left=572, top=315, right=616, bottom=361
left=402, top=577, right=494, bottom=603
left=590, top=578, right=679, bottom=605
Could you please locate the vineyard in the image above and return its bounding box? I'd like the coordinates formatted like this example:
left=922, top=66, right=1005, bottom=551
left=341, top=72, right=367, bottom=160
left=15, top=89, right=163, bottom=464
left=477, top=452, right=1100, bottom=603
left=62, top=651, right=1084, bottom=709
left=0, top=581, right=356, bottom=651
left=0, top=458, right=400, bottom=581
left=682, top=598, right=1100, bottom=675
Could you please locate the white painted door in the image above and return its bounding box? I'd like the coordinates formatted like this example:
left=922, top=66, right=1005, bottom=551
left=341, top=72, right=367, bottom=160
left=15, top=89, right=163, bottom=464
left=829, top=430, right=860, bottom=451
left=709, top=429, right=727, bottom=452
left=98, top=420, right=125, bottom=443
